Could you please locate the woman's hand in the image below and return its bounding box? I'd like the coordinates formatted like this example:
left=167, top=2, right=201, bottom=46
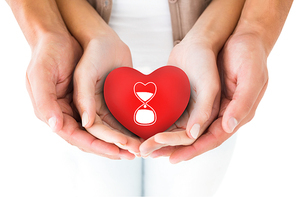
left=54, top=0, right=141, bottom=158
left=139, top=40, right=221, bottom=158
left=139, top=0, right=246, bottom=161
left=73, top=33, right=142, bottom=158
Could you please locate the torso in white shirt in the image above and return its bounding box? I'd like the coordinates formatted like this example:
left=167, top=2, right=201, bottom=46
left=109, top=0, right=173, bottom=74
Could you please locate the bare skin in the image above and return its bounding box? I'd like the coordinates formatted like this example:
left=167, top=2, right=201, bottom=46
left=7, top=0, right=293, bottom=162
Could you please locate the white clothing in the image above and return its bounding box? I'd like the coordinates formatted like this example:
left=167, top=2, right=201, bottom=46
left=109, top=0, right=174, bottom=74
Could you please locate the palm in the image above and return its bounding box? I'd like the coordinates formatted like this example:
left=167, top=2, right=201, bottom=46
left=73, top=37, right=142, bottom=156
left=26, top=34, right=81, bottom=124
left=158, top=34, right=269, bottom=163
left=167, top=45, right=220, bottom=140
left=218, top=34, right=268, bottom=130
left=139, top=43, right=221, bottom=157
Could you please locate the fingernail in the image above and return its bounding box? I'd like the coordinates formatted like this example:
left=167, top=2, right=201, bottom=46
left=150, top=153, right=161, bottom=158
left=142, top=152, right=152, bottom=158
left=115, top=143, right=126, bottom=149
left=170, top=158, right=182, bottom=164
left=48, top=117, right=56, bottom=131
left=119, top=155, right=128, bottom=160
left=227, top=117, right=238, bottom=133
left=150, top=155, right=160, bottom=158
left=190, top=124, right=200, bottom=139
left=128, top=150, right=141, bottom=157
left=82, top=112, right=89, bottom=127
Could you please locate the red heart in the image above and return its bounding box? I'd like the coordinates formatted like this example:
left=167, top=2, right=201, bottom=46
left=104, top=66, right=190, bottom=139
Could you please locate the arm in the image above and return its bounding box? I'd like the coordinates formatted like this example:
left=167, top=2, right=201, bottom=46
left=162, top=0, right=293, bottom=163
left=220, top=0, right=294, bottom=133
left=7, top=0, right=69, bottom=47
left=235, top=0, right=294, bottom=55
left=184, top=0, right=246, bottom=55
left=140, top=0, right=246, bottom=159
left=55, top=0, right=115, bottom=48
left=55, top=0, right=141, bottom=156
left=7, top=0, right=134, bottom=159
left=7, top=0, right=75, bottom=132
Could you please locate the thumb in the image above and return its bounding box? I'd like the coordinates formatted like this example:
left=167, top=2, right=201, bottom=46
left=26, top=71, right=63, bottom=133
left=186, top=84, right=220, bottom=139
left=73, top=65, right=97, bottom=129
left=222, top=72, right=268, bottom=133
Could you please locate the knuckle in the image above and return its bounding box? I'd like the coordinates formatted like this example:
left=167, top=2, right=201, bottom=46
left=201, top=109, right=212, bottom=123
left=242, top=102, right=253, bottom=115
left=79, top=147, right=90, bottom=153
left=211, top=132, right=224, bottom=150
left=65, top=135, right=75, bottom=146
left=213, top=140, right=223, bottom=149
left=33, top=108, right=42, bottom=121
left=257, top=66, right=269, bottom=85
left=212, top=80, right=221, bottom=94
left=73, top=93, right=88, bottom=113
left=246, top=111, right=256, bottom=124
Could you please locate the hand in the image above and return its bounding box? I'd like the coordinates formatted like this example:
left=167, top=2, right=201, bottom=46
left=26, top=33, right=134, bottom=160
left=73, top=33, right=142, bottom=157
left=26, top=32, right=81, bottom=133
left=154, top=33, right=268, bottom=163
left=139, top=40, right=221, bottom=159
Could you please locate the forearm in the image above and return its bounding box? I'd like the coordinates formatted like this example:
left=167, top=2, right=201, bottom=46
left=184, top=0, right=246, bottom=55
left=7, top=0, right=69, bottom=48
left=55, top=0, right=115, bottom=49
left=234, top=0, right=294, bottom=55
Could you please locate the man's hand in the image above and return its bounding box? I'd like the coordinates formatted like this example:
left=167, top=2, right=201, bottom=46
left=151, top=33, right=268, bottom=163
left=26, top=33, right=135, bottom=159
left=26, top=33, right=82, bottom=133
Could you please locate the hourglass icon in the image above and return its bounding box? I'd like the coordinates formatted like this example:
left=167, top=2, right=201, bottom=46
left=133, top=82, right=157, bottom=126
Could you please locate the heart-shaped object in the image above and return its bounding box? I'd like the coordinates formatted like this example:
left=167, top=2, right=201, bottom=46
left=104, top=66, right=190, bottom=139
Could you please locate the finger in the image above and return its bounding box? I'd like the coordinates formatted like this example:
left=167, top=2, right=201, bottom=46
left=222, top=70, right=268, bottom=133
left=113, top=138, right=141, bottom=157
left=26, top=69, right=63, bottom=132
left=169, top=118, right=232, bottom=164
left=100, top=111, right=141, bottom=153
left=168, top=84, right=267, bottom=164
left=92, top=112, right=141, bottom=155
left=56, top=113, right=121, bottom=157
left=139, top=130, right=190, bottom=157
left=186, top=82, right=220, bottom=140
left=73, top=58, right=97, bottom=128
left=150, top=146, right=177, bottom=158
left=231, top=81, right=268, bottom=131
left=86, top=114, right=129, bottom=146
left=154, top=129, right=195, bottom=146
left=139, top=136, right=165, bottom=157
left=118, top=149, right=136, bottom=160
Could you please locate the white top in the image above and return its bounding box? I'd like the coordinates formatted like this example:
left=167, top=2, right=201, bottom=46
left=108, top=0, right=174, bottom=74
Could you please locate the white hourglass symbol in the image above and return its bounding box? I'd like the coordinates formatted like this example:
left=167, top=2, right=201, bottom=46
left=133, top=82, right=157, bottom=126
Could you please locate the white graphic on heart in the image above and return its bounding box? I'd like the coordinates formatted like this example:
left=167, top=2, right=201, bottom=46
left=133, top=82, right=157, bottom=126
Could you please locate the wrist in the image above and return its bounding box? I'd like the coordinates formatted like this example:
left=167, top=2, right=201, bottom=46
left=9, top=0, right=69, bottom=48
left=234, top=19, right=274, bottom=56
left=78, top=25, right=118, bottom=50
left=181, top=30, right=221, bottom=57
left=233, top=0, right=293, bottom=56
left=181, top=0, right=245, bottom=57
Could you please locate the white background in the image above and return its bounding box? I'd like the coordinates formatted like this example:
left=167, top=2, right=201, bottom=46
left=0, top=1, right=295, bottom=197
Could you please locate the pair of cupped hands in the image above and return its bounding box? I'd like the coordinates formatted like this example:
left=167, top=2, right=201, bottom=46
left=26, top=30, right=268, bottom=164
